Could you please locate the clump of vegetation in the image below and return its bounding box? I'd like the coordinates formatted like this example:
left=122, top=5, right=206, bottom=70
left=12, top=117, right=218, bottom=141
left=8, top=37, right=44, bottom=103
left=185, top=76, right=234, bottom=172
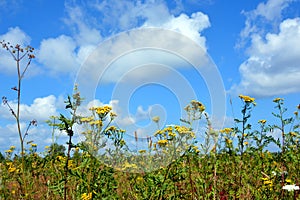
left=1, top=42, right=299, bottom=199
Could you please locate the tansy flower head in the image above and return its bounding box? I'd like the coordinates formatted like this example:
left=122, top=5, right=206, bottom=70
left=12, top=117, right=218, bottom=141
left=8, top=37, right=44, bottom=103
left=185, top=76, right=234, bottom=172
left=220, top=128, right=233, bottom=134
left=258, top=119, right=266, bottom=124
left=152, top=116, right=160, bottom=123
left=239, top=94, right=255, bottom=103
left=273, top=97, right=283, bottom=103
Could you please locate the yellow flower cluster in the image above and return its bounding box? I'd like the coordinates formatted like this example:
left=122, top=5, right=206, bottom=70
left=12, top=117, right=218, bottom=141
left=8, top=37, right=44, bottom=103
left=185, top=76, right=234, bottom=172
left=186, top=100, right=206, bottom=112
left=80, top=116, right=94, bottom=123
left=152, top=116, right=160, bottom=123
left=122, top=162, right=138, bottom=170
left=138, top=149, right=146, bottom=154
left=261, top=177, right=273, bottom=187
left=239, top=94, right=255, bottom=103
left=225, top=137, right=232, bottom=144
left=273, top=97, right=283, bottom=103
left=6, top=162, right=17, bottom=173
left=81, top=192, right=92, bottom=200
left=192, top=145, right=200, bottom=153
left=220, top=128, right=233, bottom=134
left=157, top=139, right=168, bottom=146
left=258, top=119, right=267, bottom=124
left=89, top=120, right=103, bottom=126
left=174, top=125, right=195, bottom=137
left=289, top=132, right=297, bottom=137
left=90, top=105, right=112, bottom=115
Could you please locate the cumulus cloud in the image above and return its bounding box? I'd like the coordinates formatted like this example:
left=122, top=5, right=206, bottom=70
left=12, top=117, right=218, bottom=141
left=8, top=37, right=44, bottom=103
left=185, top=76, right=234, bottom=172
left=232, top=0, right=300, bottom=97
left=37, top=35, right=78, bottom=75
left=1, top=95, right=59, bottom=122
left=60, top=0, right=210, bottom=82
left=238, top=0, right=294, bottom=47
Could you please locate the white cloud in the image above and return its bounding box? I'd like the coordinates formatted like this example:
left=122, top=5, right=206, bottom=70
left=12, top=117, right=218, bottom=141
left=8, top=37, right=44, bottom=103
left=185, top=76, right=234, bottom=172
left=63, top=0, right=210, bottom=85
left=239, top=0, right=293, bottom=45
left=1, top=95, right=59, bottom=122
left=37, top=35, right=78, bottom=75
left=232, top=18, right=300, bottom=97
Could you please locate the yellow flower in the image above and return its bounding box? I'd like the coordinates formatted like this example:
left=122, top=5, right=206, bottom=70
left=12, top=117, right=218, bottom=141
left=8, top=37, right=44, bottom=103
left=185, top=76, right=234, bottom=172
left=5, top=149, right=13, bottom=153
left=258, top=119, right=267, bottom=124
left=244, top=141, right=248, bottom=145
left=220, top=128, right=233, bottom=134
left=289, top=132, right=297, bottom=137
left=157, top=139, right=168, bottom=146
left=120, top=139, right=126, bottom=146
left=96, top=105, right=112, bottom=115
left=190, top=100, right=205, bottom=112
left=273, top=97, right=283, bottom=103
left=264, top=180, right=273, bottom=185
left=8, top=167, right=16, bottom=173
left=110, top=112, right=117, bottom=118
left=31, top=143, right=37, bottom=147
left=80, top=117, right=94, bottom=122
left=9, top=146, right=16, bottom=150
left=285, top=179, right=292, bottom=183
left=89, top=120, right=103, bottom=126
left=239, top=94, right=255, bottom=103
left=225, top=137, right=232, bottom=144
left=138, top=149, right=146, bottom=154
left=136, top=176, right=144, bottom=182
left=152, top=116, right=160, bottom=123
left=168, top=132, right=176, bottom=137
left=81, top=192, right=92, bottom=200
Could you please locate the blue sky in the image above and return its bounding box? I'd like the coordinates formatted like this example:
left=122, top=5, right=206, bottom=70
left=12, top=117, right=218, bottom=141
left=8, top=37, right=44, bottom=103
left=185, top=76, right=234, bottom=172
left=0, top=0, right=300, bottom=153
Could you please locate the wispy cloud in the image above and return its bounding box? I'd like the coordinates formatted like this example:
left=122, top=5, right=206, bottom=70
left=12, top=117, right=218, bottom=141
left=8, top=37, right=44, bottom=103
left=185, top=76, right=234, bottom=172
left=232, top=0, right=300, bottom=97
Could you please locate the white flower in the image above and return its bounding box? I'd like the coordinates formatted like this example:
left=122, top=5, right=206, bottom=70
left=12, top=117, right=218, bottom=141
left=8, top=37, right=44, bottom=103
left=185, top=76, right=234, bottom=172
left=282, top=184, right=300, bottom=191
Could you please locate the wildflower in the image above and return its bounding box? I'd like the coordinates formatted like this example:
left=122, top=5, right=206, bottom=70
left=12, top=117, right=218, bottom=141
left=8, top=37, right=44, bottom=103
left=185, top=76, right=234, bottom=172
left=136, top=176, right=144, bottom=182
left=8, top=167, right=16, bottom=173
left=31, top=143, right=37, bottom=147
left=5, top=149, right=13, bottom=153
left=168, top=131, right=176, bottom=137
left=258, top=119, right=266, bottom=124
left=190, top=100, right=205, bottom=112
left=282, top=184, right=300, bottom=192
left=157, top=139, right=168, bottom=146
left=152, top=116, right=160, bottom=123
left=120, top=139, right=126, bottom=146
left=273, top=97, right=283, bottom=103
left=239, top=94, right=255, bottom=103
left=220, top=128, right=233, bottom=134
left=96, top=105, right=112, bottom=115
left=110, top=112, right=117, bottom=118
left=89, top=120, right=103, bottom=126
left=138, top=149, right=146, bottom=154
left=294, top=111, right=298, bottom=116
left=80, top=117, right=94, bottom=123
left=81, top=192, right=92, bottom=200
left=285, top=179, right=292, bottom=183
left=225, top=137, right=232, bottom=144
left=9, top=146, right=16, bottom=150
left=106, top=126, right=117, bottom=132
left=244, top=141, right=248, bottom=145
left=289, top=132, right=297, bottom=137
